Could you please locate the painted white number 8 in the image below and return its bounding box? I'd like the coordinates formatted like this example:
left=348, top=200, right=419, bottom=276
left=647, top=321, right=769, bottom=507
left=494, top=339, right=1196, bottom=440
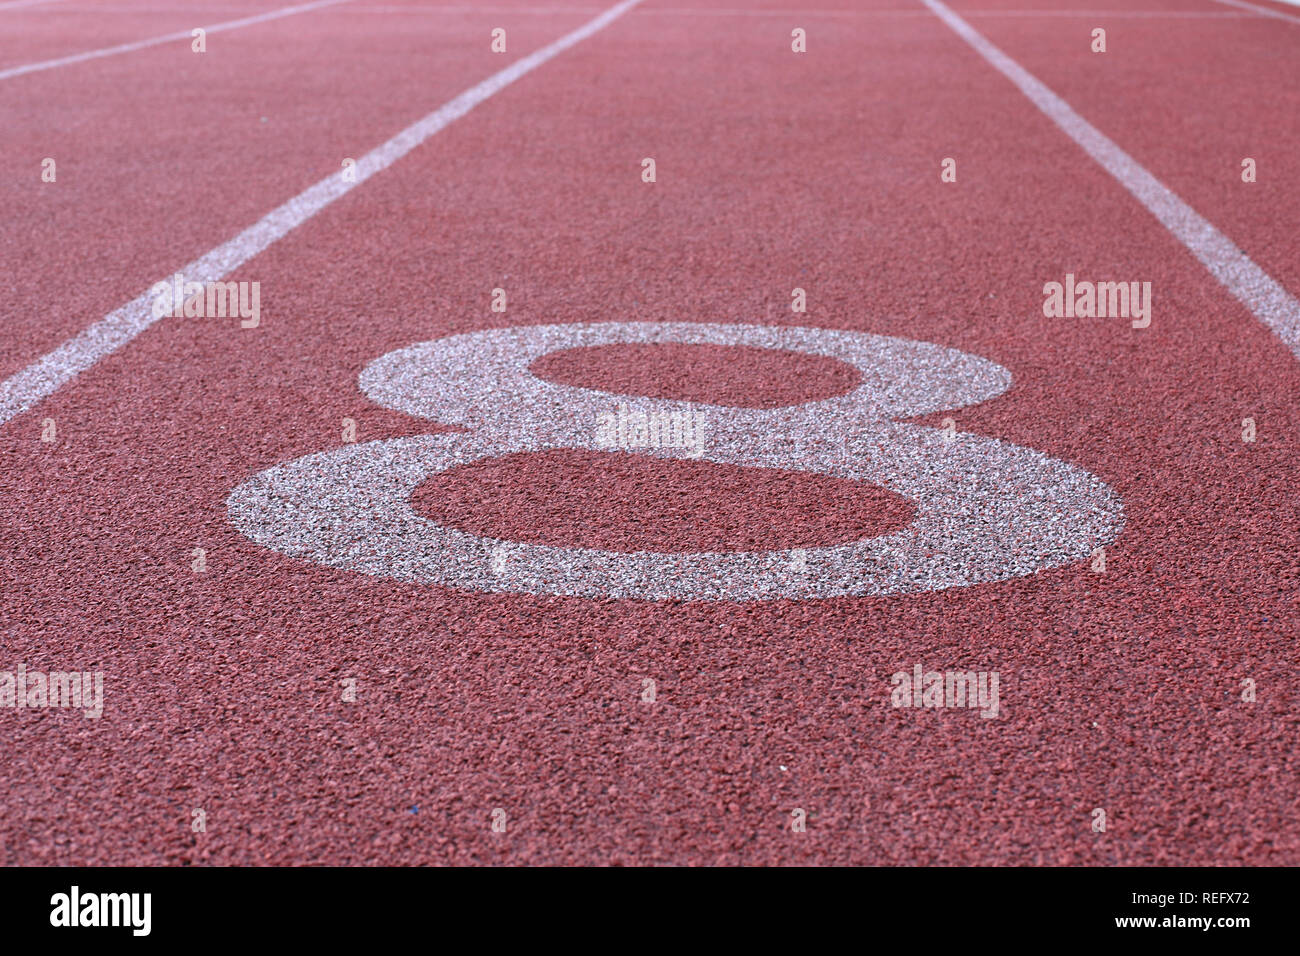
left=228, top=323, right=1123, bottom=600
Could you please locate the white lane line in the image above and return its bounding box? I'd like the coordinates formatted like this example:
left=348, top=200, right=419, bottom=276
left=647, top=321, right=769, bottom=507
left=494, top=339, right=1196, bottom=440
left=640, top=6, right=1260, bottom=16
left=0, top=0, right=68, bottom=9
left=228, top=4, right=1267, bottom=17
left=967, top=8, right=1261, bottom=16
left=921, top=0, right=1300, bottom=363
left=16, top=4, right=1270, bottom=18
left=0, top=0, right=644, bottom=427
left=348, top=3, right=606, bottom=12
left=1211, top=0, right=1300, bottom=23
left=0, top=0, right=352, bottom=82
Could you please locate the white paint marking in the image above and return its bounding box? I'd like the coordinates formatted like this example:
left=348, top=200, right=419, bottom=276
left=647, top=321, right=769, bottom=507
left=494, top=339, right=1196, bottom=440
left=1210, top=0, right=1300, bottom=24
left=0, top=0, right=353, bottom=82
left=350, top=3, right=606, bottom=12
left=921, top=0, right=1300, bottom=362
left=0, top=0, right=645, bottom=427
left=230, top=323, right=1123, bottom=601
left=0, top=0, right=68, bottom=11
left=259, top=3, right=1267, bottom=17
left=967, top=8, right=1262, bottom=16
left=20, top=3, right=1271, bottom=18
left=641, top=6, right=1263, bottom=16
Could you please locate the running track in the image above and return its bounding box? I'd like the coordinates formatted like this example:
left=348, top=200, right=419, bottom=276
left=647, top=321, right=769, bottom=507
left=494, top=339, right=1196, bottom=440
left=1, top=0, right=1297, bottom=865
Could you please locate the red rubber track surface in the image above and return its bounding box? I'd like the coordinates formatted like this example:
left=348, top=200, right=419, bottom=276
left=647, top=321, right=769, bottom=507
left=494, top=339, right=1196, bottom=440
left=0, top=0, right=1297, bottom=865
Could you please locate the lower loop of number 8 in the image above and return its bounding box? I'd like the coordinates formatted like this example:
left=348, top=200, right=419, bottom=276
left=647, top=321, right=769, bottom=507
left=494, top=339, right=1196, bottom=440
left=227, top=322, right=1123, bottom=601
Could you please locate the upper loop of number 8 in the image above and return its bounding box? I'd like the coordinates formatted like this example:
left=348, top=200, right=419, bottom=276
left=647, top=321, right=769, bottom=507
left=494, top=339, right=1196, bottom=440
left=227, top=322, right=1124, bottom=601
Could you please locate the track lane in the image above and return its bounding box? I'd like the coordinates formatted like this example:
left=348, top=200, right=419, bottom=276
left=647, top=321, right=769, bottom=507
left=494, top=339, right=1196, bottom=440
left=0, top=0, right=1295, bottom=864
left=0, top=0, right=351, bottom=73
left=0, top=1, right=600, bottom=382
left=947, top=0, right=1300, bottom=301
